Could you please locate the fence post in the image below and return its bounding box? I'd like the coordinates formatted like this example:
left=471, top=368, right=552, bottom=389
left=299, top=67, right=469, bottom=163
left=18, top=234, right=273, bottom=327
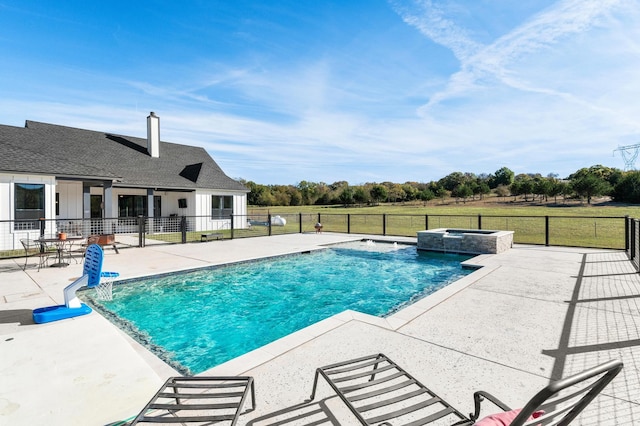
left=545, top=216, right=550, bottom=246
left=268, top=214, right=272, bottom=236
left=138, top=215, right=145, bottom=247
left=39, top=218, right=46, bottom=237
left=631, top=219, right=637, bottom=268
left=625, top=215, right=629, bottom=252
left=636, top=220, right=640, bottom=273
left=425, top=215, right=428, bottom=230
left=299, top=213, right=302, bottom=233
left=478, top=214, right=482, bottom=230
left=383, top=214, right=387, bottom=236
left=181, top=216, right=187, bottom=243
left=630, top=219, right=637, bottom=270
left=347, top=214, right=351, bottom=234
left=230, top=214, right=234, bottom=239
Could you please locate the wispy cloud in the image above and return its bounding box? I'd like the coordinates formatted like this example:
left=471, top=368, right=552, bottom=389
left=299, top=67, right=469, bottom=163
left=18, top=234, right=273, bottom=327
left=392, top=0, right=629, bottom=111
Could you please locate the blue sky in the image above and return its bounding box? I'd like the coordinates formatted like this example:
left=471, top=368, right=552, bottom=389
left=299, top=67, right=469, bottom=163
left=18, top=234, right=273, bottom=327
left=1, top=0, right=639, bottom=185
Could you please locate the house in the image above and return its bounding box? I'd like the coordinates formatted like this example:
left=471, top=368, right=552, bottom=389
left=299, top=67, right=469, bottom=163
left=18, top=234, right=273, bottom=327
left=0, top=112, right=249, bottom=250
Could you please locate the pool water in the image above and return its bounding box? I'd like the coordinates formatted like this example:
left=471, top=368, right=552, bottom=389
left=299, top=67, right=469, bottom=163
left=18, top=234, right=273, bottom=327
left=82, top=242, right=472, bottom=374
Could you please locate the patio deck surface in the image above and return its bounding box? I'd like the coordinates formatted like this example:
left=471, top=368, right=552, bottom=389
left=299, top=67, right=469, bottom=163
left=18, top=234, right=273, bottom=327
left=0, top=233, right=639, bottom=425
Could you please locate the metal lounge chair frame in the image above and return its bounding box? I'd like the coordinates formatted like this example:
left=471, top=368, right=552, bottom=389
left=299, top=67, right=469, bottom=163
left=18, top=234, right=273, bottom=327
left=130, top=376, right=255, bottom=425
left=308, top=353, right=622, bottom=426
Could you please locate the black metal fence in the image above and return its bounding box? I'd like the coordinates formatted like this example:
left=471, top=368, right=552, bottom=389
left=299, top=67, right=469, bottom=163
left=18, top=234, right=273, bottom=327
left=0, top=213, right=632, bottom=260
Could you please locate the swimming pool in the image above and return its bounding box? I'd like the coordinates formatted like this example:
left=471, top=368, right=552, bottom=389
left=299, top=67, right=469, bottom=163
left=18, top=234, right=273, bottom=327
left=81, top=242, right=473, bottom=374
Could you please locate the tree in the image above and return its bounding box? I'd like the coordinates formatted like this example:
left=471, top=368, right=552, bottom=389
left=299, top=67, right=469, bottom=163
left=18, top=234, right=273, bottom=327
left=353, top=187, right=369, bottom=206
left=477, top=181, right=491, bottom=199
left=512, top=174, right=535, bottom=201
left=612, top=171, right=640, bottom=203
left=370, top=185, right=388, bottom=205
left=386, top=183, right=405, bottom=203
left=297, top=180, right=318, bottom=205
left=339, top=187, right=355, bottom=207
left=439, top=172, right=466, bottom=191
left=534, top=177, right=553, bottom=202
left=548, top=179, right=567, bottom=204
left=244, top=180, right=267, bottom=206
left=418, top=188, right=435, bottom=204
left=570, top=174, right=611, bottom=204
left=257, top=191, right=276, bottom=206
left=452, top=184, right=473, bottom=203
left=288, top=187, right=302, bottom=206
left=490, top=167, right=515, bottom=188
left=402, top=183, right=419, bottom=201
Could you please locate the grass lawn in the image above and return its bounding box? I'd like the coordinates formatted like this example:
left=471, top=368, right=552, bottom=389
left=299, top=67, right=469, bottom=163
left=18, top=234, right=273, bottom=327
left=246, top=197, right=637, bottom=249
left=248, top=196, right=640, bottom=217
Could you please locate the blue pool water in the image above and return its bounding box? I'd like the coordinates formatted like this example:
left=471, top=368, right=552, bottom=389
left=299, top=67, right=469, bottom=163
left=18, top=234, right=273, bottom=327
left=82, top=242, right=472, bottom=374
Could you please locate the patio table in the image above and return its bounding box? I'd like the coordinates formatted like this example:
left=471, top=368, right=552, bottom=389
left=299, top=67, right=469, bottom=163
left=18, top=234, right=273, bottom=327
left=36, top=236, right=84, bottom=267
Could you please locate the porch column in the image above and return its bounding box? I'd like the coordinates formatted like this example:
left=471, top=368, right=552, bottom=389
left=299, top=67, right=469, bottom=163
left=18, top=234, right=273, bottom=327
left=147, top=189, right=154, bottom=233
left=103, top=181, right=114, bottom=235
left=82, top=183, right=92, bottom=236
left=103, top=181, right=113, bottom=218
left=83, top=184, right=91, bottom=219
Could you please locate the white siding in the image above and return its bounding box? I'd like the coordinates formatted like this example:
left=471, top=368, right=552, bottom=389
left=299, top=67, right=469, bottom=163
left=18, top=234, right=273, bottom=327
left=56, top=181, right=83, bottom=219
left=0, top=173, right=56, bottom=250
left=194, top=191, right=248, bottom=231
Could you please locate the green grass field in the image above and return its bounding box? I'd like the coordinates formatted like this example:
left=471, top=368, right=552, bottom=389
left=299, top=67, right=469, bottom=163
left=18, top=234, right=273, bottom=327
left=246, top=199, right=638, bottom=249
left=247, top=198, right=640, bottom=217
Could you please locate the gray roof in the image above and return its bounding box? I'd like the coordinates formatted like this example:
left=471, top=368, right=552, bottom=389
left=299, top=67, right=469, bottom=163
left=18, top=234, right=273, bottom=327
left=0, top=120, right=248, bottom=192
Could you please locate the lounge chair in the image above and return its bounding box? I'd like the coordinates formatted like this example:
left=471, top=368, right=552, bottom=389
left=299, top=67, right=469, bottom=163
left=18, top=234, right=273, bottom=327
left=308, top=353, right=622, bottom=425
left=129, top=376, right=255, bottom=425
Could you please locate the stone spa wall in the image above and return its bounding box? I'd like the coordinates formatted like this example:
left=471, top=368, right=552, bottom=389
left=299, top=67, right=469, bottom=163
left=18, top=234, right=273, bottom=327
left=417, top=228, right=514, bottom=255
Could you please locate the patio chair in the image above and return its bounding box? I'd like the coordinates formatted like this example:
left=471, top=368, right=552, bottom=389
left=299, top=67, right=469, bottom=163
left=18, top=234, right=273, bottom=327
left=308, top=353, right=622, bottom=426
left=129, top=376, right=255, bottom=425
left=20, top=238, right=54, bottom=271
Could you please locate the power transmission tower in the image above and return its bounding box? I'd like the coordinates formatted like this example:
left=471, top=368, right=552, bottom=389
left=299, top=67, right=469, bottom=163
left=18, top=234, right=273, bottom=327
left=614, top=144, right=640, bottom=171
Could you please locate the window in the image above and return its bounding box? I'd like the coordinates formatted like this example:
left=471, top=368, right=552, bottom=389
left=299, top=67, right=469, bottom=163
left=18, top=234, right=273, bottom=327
left=212, top=195, right=233, bottom=219
left=15, top=183, right=45, bottom=229
left=118, top=195, right=148, bottom=217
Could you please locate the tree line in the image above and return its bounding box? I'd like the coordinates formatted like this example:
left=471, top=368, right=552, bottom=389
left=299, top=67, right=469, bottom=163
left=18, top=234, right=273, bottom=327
left=240, top=165, right=640, bottom=206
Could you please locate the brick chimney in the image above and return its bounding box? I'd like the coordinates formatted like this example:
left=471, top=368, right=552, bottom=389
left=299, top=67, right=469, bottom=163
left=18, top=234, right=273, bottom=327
left=147, top=112, right=160, bottom=158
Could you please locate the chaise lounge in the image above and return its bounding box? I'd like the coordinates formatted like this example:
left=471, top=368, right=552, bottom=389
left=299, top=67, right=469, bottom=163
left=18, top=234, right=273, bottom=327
left=129, top=376, right=255, bottom=425
left=308, top=353, right=623, bottom=425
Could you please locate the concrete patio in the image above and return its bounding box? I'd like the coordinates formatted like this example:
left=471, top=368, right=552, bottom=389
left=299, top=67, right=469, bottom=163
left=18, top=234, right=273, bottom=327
left=0, top=233, right=639, bottom=425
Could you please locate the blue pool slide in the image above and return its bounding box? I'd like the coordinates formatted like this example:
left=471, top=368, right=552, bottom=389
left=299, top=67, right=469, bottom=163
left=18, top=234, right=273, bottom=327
left=33, top=244, right=106, bottom=324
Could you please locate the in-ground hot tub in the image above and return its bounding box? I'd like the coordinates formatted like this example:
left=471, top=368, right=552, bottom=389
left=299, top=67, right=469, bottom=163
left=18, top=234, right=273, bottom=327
left=417, top=228, right=514, bottom=254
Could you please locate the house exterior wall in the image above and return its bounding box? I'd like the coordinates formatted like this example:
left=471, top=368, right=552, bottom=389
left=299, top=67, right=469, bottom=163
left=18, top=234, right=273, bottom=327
left=194, top=190, right=248, bottom=231
left=56, top=181, right=83, bottom=219
left=0, top=173, right=56, bottom=250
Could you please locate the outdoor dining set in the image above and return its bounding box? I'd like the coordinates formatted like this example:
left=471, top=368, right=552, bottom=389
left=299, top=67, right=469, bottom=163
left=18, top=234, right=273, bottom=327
left=19, top=233, right=118, bottom=271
